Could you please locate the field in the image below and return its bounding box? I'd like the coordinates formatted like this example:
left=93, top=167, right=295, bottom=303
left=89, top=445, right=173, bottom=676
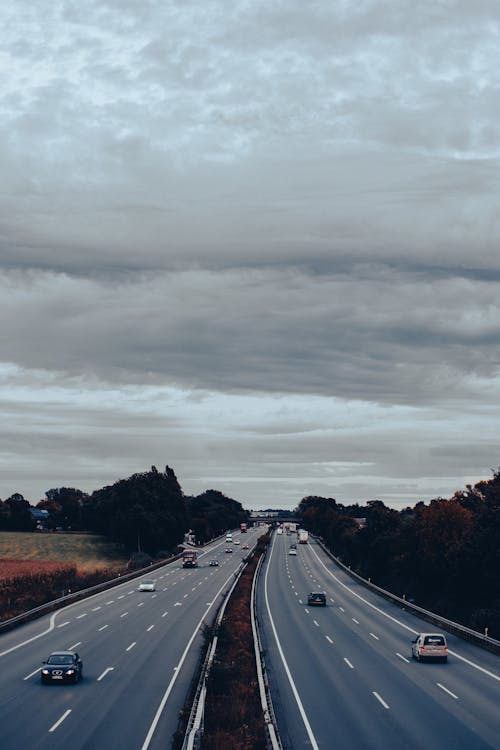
left=0, top=531, right=128, bottom=572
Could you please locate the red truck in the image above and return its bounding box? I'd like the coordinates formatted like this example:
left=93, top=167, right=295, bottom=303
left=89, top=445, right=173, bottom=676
left=182, top=550, right=198, bottom=568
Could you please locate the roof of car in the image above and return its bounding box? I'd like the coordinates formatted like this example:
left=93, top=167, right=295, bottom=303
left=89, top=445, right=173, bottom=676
left=49, top=650, right=75, bottom=656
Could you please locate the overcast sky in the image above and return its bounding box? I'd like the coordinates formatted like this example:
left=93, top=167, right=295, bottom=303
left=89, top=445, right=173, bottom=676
left=1, top=0, right=500, bottom=510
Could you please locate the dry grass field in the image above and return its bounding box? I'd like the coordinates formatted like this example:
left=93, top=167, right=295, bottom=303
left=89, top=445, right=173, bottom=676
left=0, top=531, right=128, bottom=571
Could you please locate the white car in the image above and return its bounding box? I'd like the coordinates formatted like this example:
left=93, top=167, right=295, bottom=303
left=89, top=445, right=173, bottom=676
left=138, top=579, right=156, bottom=592
left=288, top=549, right=297, bottom=556
left=411, top=633, right=448, bottom=662
left=234, top=539, right=240, bottom=545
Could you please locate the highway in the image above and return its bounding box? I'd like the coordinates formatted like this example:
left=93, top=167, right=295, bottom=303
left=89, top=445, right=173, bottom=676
left=0, top=527, right=260, bottom=750
left=257, top=531, right=500, bottom=750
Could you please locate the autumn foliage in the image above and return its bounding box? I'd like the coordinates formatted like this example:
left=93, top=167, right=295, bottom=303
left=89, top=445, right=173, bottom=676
left=297, top=470, right=500, bottom=638
left=201, top=534, right=269, bottom=750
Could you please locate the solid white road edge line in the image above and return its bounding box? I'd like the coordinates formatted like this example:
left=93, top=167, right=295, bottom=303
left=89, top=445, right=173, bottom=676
left=264, top=532, right=320, bottom=750
left=308, top=543, right=500, bottom=683
left=139, top=565, right=245, bottom=750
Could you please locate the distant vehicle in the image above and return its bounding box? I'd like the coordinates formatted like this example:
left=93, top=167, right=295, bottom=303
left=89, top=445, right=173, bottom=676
left=138, top=579, right=156, bottom=591
left=240, top=522, right=247, bottom=533
left=225, top=547, right=233, bottom=553
left=277, top=528, right=283, bottom=535
left=290, top=543, right=297, bottom=549
left=298, top=529, right=309, bottom=544
left=242, top=544, right=249, bottom=549
left=411, top=633, right=448, bottom=662
left=226, top=535, right=233, bottom=543
left=41, top=651, right=83, bottom=684
left=234, top=539, right=240, bottom=545
left=182, top=550, right=198, bottom=568
left=307, top=592, right=326, bottom=606
left=288, top=549, right=297, bottom=556
left=209, top=559, right=219, bottom=566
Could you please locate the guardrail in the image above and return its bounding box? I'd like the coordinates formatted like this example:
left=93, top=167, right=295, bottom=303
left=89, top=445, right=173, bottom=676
left=0, top=551, right=184, bottom=634
left=314, top=536, right=500, bottom=656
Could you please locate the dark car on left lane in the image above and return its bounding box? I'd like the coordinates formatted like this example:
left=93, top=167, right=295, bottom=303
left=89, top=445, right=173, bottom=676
left=41, top=651, right=83, bottom=684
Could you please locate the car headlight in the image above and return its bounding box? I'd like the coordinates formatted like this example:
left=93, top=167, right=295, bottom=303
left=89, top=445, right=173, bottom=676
left=66, top=669, right=75, bottom=675
left=42, top=669, right=49, bottom=675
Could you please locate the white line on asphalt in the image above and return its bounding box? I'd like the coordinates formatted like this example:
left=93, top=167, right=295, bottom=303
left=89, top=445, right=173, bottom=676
left=162, top=611, right=168, bottom=617
left=126, top=642, right=136, bottom=651
left=263, top=532, right=320, bottom=750
left=344, top=658, right=354, bottom=669
left=24, top=667, right=41, bottom=680
left=352, top=618, right=359, bottom=624
left=308, top=544, right=500, bottom=683
left=120, top=612, right=128, bottom=618
left=76, top=614, right=87, bottom=619
left=329, top=598, right=335, bottom=603
left=152, top=594, right=157, bottom=598
left=138, top=602, right=144, bottom=607
left=118, top=595, right=125, bottom=599
left=396, top=653, right=410, bottom=663
left=67, top=642, right=81, bottom=651
left=49, top=709, right=72, bottom=732
left=147, top=625, right=155, bottom=632
left=373, top=692, right=390, bottom=709
left=105, top=600, right=114, bottom=605
left=437, top=683, right=459, bottom=699
left=304, top=608, right=310, bottom=614
left=97, top=667, right=114, bottom=681
left=326, top=636, right=334, bottom=644
left=98, top=625, right=108, bottom=631
left=183, top=594, right=188, bottom=598
left=92, top=607, right=101, bottom=611
left=140, top=566, right=245, bottom=750
left=313, top=620, right=319, bottom=627
left=338, top=607, right=345, bottom=612
left=370, top=632, right=379, bottom=640
left=57, top=622, right=70, bottom=628
left=298, top=599, right=303, bottom=604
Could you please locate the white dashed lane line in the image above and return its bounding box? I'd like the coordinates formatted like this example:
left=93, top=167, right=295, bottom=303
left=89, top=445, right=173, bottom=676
left=92, top=607, right=101, bottom=611
left=373, top=692, right=390, bottom=709
left=344, top=658, right=354, bottom=669
left=396, top=653, right=410, bottom=663
left=369, top=633, right=379, bottom=641
left=67, top=642, right=81, bottom=650
left=120, top=612, right=128, bottom=618
left=97, top=667, right=114, bottom=682
left=352, top=618, right=359, bottom=624
left=76, top=613, right=87, bottom=619
left=57, top=622, right=70, bottom=628
left=49, top=710, right=72, bottom=733
left=98, top=625, right=109, bottom=632
left=437, top=683, right=459, bottom=700
left=147, top=625, right=155, bottom=632
left=126, top=642, right=136, bottom=652
left=24, top=667, right=41, bottom=680
left=326, top=636, right=334, bottom=644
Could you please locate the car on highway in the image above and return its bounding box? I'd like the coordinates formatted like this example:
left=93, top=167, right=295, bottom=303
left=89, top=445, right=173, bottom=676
left=242, top=544, right=249, bottom=549
left=288, top=548, right=297, bottom=556
left=411, top=633, right=448, bottom=662
left=307, top=592, right=326, bottom=606
left=225, top=547, right=233, bottom=553
left=290, top=543, right=297, bottom=549
left=138, top=579, right=156, bottom=591
left=41, top=651, right=83, bottom=684
left=234, top=539, right=240, bottom=545
left=209, top=559, right=219, bottom=566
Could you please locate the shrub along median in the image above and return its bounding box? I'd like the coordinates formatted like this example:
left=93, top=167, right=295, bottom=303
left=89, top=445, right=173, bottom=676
left=201, top=532, right=270, bottom=750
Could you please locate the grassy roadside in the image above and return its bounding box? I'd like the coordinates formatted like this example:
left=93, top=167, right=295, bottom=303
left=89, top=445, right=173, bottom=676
left=0, top=531, right=128, bottom=571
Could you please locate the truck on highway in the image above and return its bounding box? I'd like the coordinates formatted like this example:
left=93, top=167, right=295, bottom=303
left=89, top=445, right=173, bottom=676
left=240, top=522, right=247, bottom=533
left=298, top=529, right=309, bottom=544
left=182, top=550, right=198, bottom=568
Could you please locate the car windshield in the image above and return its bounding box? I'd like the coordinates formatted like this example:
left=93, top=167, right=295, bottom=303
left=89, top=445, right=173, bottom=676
left=47, top=654, right=73, bottom=665
left=424, top=635, right=445, bottom=645
left=142, top=580, right=154, bottom=585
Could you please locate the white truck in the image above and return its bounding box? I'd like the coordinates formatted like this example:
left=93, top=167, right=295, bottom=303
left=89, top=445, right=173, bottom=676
left=298, top=529, right=309, bottom=544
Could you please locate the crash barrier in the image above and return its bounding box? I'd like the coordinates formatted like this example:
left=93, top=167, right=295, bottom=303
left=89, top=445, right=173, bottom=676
left=251, top=553, right=283, bottom=750
left=0, top=530, right=231, bottom=635
left=315, top=537, right=500, bottom=656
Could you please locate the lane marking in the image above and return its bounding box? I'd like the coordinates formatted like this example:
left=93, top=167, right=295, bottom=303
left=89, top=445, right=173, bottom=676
left=396, top=652, right=410, bottom=663
left=24, top=667, right=41, bottom=680
left=76, top=614, right=87, bottom=619
left=120, top=612, right=128, bottom=618
left=338, top=607, right=345, bottom=613
left=308, top=544, right=500, bottom=683
left=118, top=595, right=125, bottom=600
left=57, top=622, right=70, bottom=628
left=313, top=620, right=319, bottom=627
left=98, top=625, right=109, bottom=631
left=304, top=608, right=310, bottom=614
left=138, top=602, right=144, bottom=608
left=105, top=600, right=114, bottom=606
left=92, top=607, right=101, bottom=611
left=162, top=611, right=168, bottom=617
left=370, top=632, right=379, bottom=641
left=344, top=658, right=354, bottom=669
left=147, top=625, right=155, bottom=632
left=263, top=532, right=320, bottom=750
left=373, top=692, right=390, bottom=709
left=437, top=683, right=459, bottom=700
left=126, top=642, right=136, bottom=652
left=49, top=709, right=72, bottom=732
left=97, top=667, right=114, bottom=681
left=68, top=642, right=81, bottom=651
left=352, top=618, right=359, bottom=624
left=140, top=565, right=245, bottom=750
left=326, top=636, right=334, bottom=644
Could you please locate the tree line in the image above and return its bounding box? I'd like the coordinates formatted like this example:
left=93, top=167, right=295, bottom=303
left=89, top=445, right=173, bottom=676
left=296, top=469, right=500, bottom=639
left=0, top=465, right=248, bottom=556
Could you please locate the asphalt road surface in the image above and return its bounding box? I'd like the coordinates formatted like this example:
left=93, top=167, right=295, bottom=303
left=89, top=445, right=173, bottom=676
left=0, top=527, right=261, bottom=750
left=257, top=531, right=500, bottom=750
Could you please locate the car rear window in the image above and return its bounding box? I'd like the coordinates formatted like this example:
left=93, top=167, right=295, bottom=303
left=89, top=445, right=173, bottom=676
left=424, top=635, right=445, bottom=645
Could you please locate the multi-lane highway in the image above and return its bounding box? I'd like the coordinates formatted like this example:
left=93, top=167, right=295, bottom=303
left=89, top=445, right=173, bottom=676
left=0, top=527, right=260, bottom=750
left=257, top=531, right=500, bottom=750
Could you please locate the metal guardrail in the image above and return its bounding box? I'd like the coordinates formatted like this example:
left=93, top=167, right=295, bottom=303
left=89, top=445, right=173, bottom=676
left=315, top=537, right=500, bottom=655
left=251, top=552, right=283, bottom=750
left=0, top=552, right=184, bottom=634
